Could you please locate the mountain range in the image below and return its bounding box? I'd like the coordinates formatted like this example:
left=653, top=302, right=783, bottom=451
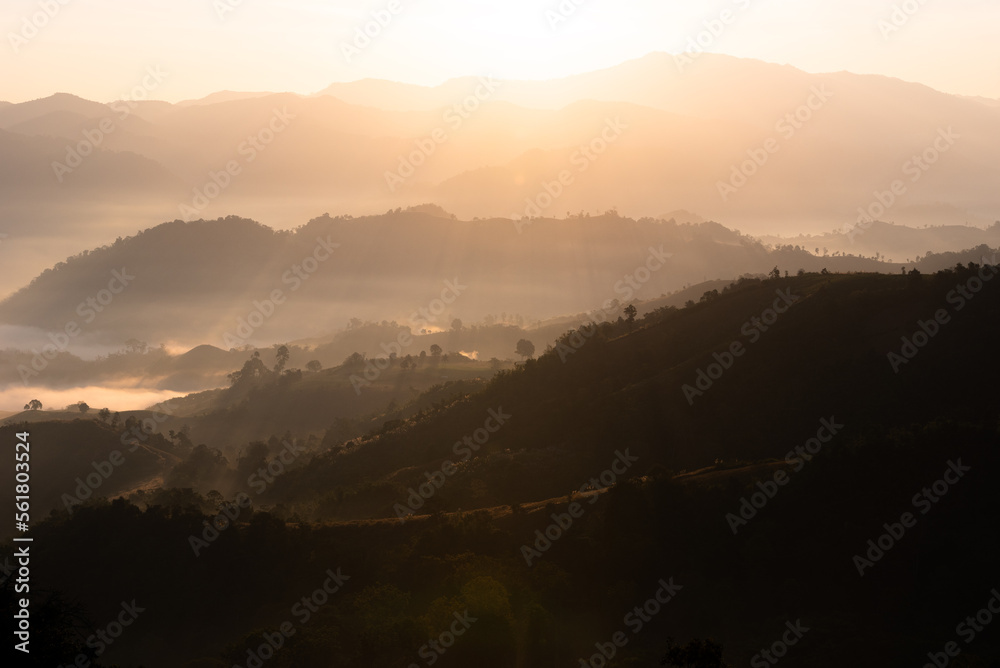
left=1, top=53, right=998, bottom=297
left=2, top=211, right=996, bottom=357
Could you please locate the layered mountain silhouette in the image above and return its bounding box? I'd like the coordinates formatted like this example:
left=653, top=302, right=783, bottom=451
left=1, top=53, right=998, bottom=296
left=2, top=212, right=996, bottom=356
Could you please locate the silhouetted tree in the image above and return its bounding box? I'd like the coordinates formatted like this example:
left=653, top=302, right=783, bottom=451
left=200, top=491, right=222, bottom=513
left=274, top=344, right=290, bottom=373
left=515, top=339, right=535, bottom=360
left=24, top=399, right=42, bottom=410
left=229, top=351, right=272, bottom=385
left=77, top=402, right=90, bottom=414
left=123, top=338, right=148, bottom=354
left=306, top=360, right=322, bottom=372
left=98, top=407, right=111, bottom=422
left=430, top=344, right=443, bottom=357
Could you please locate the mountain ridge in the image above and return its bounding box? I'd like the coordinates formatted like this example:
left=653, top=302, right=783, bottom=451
left=4, top=212, right=994, bottom=351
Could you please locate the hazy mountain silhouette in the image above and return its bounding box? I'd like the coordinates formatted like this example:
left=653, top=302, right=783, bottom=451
left=2, top=54, right=998, bottom=295
left=3, top=212, right=993, bottom=355
left=175, top=90, right=275, bottom=107
left=760, top=219, right=1000, bottom=262
left=0, top=92, right=111, bottom=128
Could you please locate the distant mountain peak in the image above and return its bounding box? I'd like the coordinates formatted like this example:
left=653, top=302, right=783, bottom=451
left=404, top=203, right=455, bottom=218
left=175, top=90, right=277, bottom=107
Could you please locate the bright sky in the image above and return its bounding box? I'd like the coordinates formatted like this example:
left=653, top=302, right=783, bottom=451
left=2, top=0, right=999, bottom=102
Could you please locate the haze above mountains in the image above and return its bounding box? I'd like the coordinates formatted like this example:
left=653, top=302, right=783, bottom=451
left=1, top=52, right=998, bottom=299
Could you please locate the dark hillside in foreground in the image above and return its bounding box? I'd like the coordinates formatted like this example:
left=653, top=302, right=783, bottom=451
left=257, top=266, right=1000, bottom=522
left=5, top=267, right=1000, bottom=667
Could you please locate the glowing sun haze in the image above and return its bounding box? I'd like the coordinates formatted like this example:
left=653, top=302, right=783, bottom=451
left=3, top=0, right=999, bottom=103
